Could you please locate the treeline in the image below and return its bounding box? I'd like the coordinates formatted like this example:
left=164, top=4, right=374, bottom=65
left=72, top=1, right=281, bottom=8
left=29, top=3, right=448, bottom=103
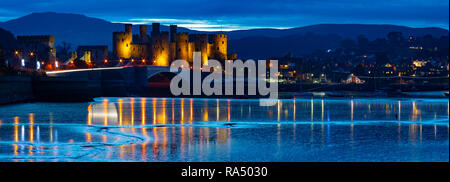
left=338, top=32, right=449, bottom=59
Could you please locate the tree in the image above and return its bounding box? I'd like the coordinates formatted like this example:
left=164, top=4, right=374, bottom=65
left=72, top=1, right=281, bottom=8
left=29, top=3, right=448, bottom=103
left=437, top=36, right=449, bottom=57
left=56, top=41, right=72, bottom=62
left=369, top=38, right=388, bottom=52
left=421, top=34, right=435, bottom=50
left=352, top=63, right=366, bottom=76
left=387, top=32, right=404, bottom=43
left=357, top=34, right=369, bottom=52
left=340, top=38, right=356, bottom=50
left=386, top=32, right=408, bottom=56
left=0, top=46, right=4, bottom=67
left=375, top=52, right=389, bottom=67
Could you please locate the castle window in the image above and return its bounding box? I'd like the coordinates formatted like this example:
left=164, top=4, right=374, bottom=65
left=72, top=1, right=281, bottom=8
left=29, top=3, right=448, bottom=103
left=222, top=41, right=224, bottom=44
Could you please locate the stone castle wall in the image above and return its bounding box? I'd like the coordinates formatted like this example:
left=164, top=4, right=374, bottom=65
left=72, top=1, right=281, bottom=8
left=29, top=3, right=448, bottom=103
left=113, top=23, right=229, bottom=66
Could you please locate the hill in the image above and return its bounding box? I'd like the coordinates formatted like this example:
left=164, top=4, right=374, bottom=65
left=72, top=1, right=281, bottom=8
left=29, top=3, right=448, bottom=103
left=224, top=24, right=449, bottom=40
left=0, top=27, right=17, bottom=51
left=0, top=12, right=192, bottom=50
left=1, top=12, right=448, bottom=59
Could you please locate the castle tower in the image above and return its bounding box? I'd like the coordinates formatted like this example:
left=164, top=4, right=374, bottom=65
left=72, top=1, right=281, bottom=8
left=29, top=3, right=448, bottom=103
left=190, top=34, right=208, bottom=65
left=152, top=23, right=160, bottom=33
left=170, top=25, right=177, bottom=42
left=125, top=24, right=132, bottom=34
left=175, top=33, right=190, bottom=62
left=169, top=25, right=177, bottom=62
left=151, top=31, right=169, bottom=66
left=139, top=25, right=149, bottom=43
left=113, top=24, right=133, bottom=59
left=208, top=34, right=227, bottom=61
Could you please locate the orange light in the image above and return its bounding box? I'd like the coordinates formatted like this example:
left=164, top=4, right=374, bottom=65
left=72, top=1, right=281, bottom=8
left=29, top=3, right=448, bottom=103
left=30, top=52, right=34, bottom=56
left=104, top=59, right=108, bottom=63
left=131, top=59, right=135, bottom=62
left=41, top=61, right=45, bottom=65
left=119, top=59, right=123, bottom=63
left=142, top=59, right=146, bottom=63
left=70, top=60, right=74, bottom=64
left=14, top=51, right=19, bottom=55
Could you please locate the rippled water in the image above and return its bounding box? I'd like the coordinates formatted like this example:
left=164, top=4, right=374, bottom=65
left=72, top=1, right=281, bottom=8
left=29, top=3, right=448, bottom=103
left=0, top=97, right=448, bottom=162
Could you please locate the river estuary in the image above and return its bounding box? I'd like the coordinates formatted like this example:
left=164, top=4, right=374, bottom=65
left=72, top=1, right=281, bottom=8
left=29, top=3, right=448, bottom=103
left=0, top=97, right=448, bottom=162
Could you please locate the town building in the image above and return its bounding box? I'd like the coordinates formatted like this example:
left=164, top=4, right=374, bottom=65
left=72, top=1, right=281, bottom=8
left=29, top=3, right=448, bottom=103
left=76, top=45, right=108, bottom=66
left=15, top=35, right=56, bottom=69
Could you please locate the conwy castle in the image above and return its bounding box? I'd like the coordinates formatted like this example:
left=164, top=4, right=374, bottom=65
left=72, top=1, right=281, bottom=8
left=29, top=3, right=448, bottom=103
left=8, top=22, right=236, bottom=70
left=113, top=23, right=234, bottom=66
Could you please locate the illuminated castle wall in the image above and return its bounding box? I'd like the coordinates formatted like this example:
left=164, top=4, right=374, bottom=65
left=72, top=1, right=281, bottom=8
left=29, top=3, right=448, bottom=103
left=151, top=23, right=169, bottom=66
left=113, top=23, right=229, bottom=66
left=208, top=34, right=227, bottom=61
left=190, top=34, right=208, bottom=64
left=113, top=24, right=133, bottom=59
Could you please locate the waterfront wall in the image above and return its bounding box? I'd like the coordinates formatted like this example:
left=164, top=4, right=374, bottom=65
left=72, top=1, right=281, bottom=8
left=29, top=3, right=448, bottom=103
left=1, top=67, right=150, bottom=104
left=34, top=77, right=101, bottom=102
left=2, top=67, right=448, bottom=105
left=0, top=76, right=34, bottom=105
left=35, top=67, right=150, bottom=102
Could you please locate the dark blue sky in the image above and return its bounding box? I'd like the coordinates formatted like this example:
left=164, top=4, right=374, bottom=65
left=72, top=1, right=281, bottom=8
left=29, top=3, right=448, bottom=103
left=0, top=0, right=448, bottom=31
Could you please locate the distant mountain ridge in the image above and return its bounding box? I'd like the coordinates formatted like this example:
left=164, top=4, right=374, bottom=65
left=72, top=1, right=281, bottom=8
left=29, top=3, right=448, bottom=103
left=0, top=12, right=193, bottom=49
left=0, top=12, right=448, bottom=59
left=224, top=24, right=449, bottom=40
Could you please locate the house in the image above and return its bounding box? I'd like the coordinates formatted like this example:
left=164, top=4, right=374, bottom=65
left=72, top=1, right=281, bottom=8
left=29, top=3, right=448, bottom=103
left=343, top=74, right=365, bottom=84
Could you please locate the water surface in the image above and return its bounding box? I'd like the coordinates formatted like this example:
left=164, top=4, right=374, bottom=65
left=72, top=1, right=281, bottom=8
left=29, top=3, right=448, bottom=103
left=0, top=97, right=448, bottom=162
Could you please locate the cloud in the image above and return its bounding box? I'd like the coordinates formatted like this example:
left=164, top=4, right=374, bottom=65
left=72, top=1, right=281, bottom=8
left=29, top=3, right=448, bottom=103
left=1, top=0, right=448, bottom=30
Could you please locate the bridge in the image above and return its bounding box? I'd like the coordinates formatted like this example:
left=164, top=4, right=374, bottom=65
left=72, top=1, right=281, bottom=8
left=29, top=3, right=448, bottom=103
left=35, top=66, right=176, bottom=101
left=46, top=66, right=172, bottom=80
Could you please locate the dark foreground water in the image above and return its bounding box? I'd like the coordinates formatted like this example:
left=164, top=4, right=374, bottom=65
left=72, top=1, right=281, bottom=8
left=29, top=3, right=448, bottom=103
left=0, top=97, right=448, bottom=162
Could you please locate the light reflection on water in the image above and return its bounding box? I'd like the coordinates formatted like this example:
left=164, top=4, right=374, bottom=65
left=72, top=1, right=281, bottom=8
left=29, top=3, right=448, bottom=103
left=87, top=98, right=449, bottom=126
left=0, top=97, right=448, bottom=162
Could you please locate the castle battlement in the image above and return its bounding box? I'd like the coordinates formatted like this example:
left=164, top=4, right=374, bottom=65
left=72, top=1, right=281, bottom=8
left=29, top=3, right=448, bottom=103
left=113, top=23, right=228, bottom=66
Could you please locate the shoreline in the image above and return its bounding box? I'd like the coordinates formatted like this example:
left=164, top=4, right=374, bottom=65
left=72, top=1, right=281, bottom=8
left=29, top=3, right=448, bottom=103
left=1, top=75, right=448, bottom=106
left=1, top=90, right=448, bottom=106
